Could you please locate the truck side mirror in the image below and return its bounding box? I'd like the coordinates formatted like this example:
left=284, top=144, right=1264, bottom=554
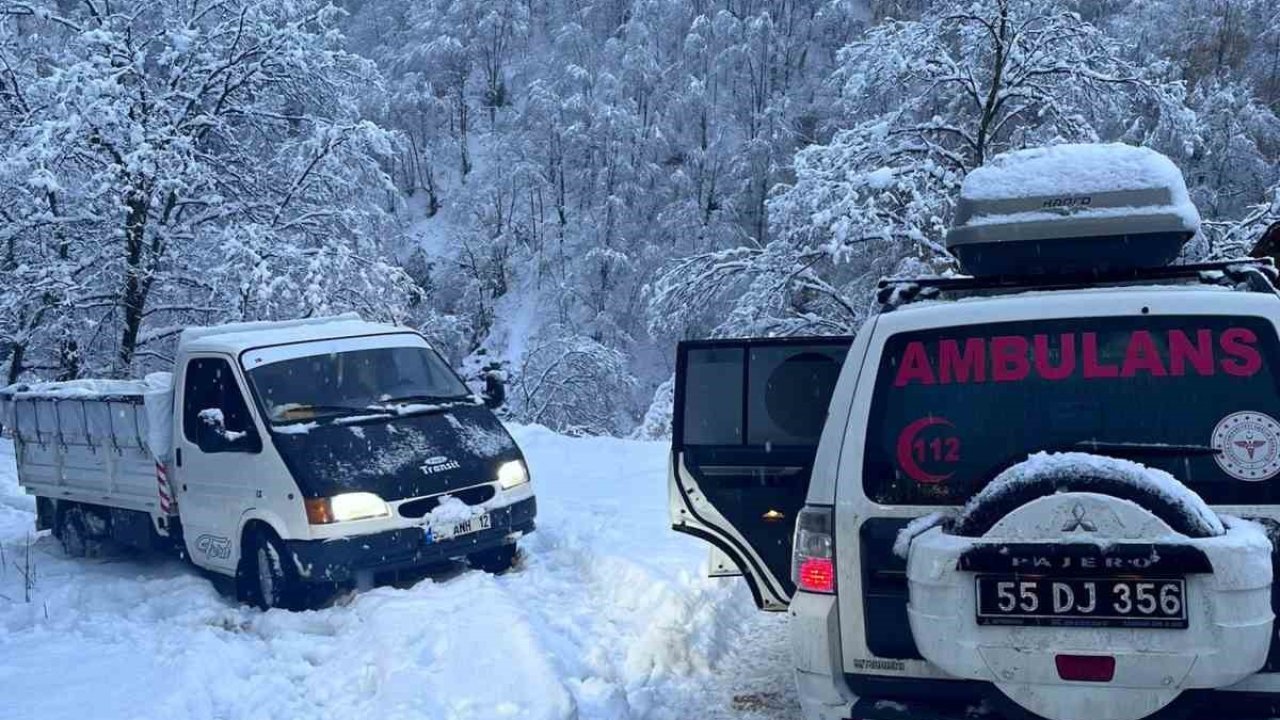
left=196, top=408, right=262, bottom=454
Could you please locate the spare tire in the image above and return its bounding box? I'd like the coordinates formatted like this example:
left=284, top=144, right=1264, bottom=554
left=904, top=452, right=1271, bottom=720
left=951, top=451, right=1224, bottom=539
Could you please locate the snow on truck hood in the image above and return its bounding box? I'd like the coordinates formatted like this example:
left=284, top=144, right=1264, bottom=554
left=270, top=403, right=522, bottom=501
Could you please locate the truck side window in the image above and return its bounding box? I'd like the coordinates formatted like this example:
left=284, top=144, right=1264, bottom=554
left=183, top=357, right=256, bottom=443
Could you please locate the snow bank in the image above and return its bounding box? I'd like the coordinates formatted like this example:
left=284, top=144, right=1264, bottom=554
left=956, top=452, right=1224, bottom=537
left=0, top=426, right=769, bottom=720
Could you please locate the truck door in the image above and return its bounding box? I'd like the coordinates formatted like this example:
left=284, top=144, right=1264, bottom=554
left=175, top=355, right=264, bottom=573
left=670, top=338, right=851, bottom=610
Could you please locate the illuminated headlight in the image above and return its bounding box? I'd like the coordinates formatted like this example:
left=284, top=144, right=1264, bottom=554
left=497, top=460, right=529, bottom=490
left=305, top=492, right=390, bottom=524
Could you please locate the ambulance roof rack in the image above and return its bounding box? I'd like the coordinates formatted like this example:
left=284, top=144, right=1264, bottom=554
left=877, top=258, right=1279, bottom=312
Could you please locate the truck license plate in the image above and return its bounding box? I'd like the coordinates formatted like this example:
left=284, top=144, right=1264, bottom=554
left=426, top=513, right=492, bottom=544
left=975, top=576, right=1187, bottom=628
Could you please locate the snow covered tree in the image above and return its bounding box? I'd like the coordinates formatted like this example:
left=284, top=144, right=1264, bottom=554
left=507, top=328, right=636, bottom=436
left=0, top=0, right=415, bottom=379
left=5, top=0, right=1276, bottom=435
left=651, top=0, right=1198, bottom=337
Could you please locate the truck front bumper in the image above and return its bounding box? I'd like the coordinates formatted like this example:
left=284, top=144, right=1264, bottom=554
left=282, top=497, right=537, bottom=583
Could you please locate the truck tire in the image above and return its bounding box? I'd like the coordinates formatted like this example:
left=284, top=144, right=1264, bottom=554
left=57, top=505, right=105, bottom=558
left=58, top=507, right=89, bottom=558
left=244, top=529, right=303, bottom=611
left=468, top=542, right=519, bottom=574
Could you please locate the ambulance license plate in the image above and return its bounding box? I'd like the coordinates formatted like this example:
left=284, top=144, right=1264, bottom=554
left=975, top=576, right=1187, bottom=628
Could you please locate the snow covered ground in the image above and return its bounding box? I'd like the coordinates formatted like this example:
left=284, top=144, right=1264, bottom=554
left=0, top=427, right=797, bottom=720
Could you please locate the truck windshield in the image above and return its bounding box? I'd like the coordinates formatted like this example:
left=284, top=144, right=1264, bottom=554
left=246, top=345, right=470, bottom=425
left=863, top=315, right=1280, bottom=506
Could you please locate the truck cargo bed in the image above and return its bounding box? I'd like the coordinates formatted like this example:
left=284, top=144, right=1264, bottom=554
left=0, top=377, right=173, bottom=514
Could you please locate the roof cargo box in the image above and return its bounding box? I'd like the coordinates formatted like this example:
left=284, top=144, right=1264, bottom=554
left=946, top=143, right=1200, bottom=277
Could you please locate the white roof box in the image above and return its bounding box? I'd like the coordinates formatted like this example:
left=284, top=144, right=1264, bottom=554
left=946, top=143, right=1200, bottom=276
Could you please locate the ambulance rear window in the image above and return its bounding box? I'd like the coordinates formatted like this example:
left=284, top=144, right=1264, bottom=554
left=863, top=315, right=1280, bottom=506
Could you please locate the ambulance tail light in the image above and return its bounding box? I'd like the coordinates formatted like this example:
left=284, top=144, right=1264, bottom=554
left=793, top=506, right=836, bottom=594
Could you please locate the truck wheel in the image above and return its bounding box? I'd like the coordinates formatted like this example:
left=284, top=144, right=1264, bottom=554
left=58, top=507, right=89, bottom=558
left=244, top=530, right=303, bottom=611
left=468, top=542, right=519, bottom=574
left=57, top=505, right=106, bottom=558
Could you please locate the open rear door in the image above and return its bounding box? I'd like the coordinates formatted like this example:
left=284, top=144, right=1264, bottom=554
left=670, top=337, right=851, bottom=610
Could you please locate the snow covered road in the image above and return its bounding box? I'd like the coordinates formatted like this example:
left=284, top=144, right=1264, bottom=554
left=0, top=427, right=798, bottom=720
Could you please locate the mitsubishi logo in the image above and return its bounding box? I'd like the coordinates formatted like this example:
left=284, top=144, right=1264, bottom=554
left=1061, top=503, right=1097, bottom=533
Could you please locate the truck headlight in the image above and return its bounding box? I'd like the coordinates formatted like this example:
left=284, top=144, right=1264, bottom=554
left=305, top=492, right=390, bottom=524
left=497, top=460, right=529, bottom=489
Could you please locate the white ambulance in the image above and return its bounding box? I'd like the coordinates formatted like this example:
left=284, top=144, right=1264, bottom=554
left=669, top=144, right=1280, bottom=720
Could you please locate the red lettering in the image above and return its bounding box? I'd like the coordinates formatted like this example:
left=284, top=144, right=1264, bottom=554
left=1082, top=332, right=1119, bottom=378
left=1120, top=330, right=1167, bottom=377
left=991, top=336, right=1030, bottom=382
left=1220, top=327, right=1262, bottom=377
left=895, top=341, right=936, bottom=387
left=939, top=338, right=986, bottom=384
left=1168, top=329, right=1213, bottom=376
left=1033, top=334, right=1076, bottom=381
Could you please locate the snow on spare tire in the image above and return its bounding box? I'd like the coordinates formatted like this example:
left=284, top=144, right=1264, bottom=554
left=900, top=452, right=1274, bottom=720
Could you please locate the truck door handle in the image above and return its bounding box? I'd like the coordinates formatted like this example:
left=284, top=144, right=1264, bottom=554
left=176, top=448, right=183, bottom=467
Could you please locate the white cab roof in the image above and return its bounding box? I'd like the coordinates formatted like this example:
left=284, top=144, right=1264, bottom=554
left=178, top=314, right=415, bottom=356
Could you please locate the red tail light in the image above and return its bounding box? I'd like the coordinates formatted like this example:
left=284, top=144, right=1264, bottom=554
left=798, top=557, right=835, bottom=593
left=1055, top=654, right=1115, bottom=682
left=793, top=506, right=835, bottom=594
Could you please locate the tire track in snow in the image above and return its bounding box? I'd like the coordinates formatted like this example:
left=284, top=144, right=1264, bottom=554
left=0, top=430, right=801, bottom=720
left=494, top=523, right=760, bottom=719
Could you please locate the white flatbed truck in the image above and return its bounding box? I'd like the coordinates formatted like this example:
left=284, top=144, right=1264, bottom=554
left=0, top=315, right=537, bottom=609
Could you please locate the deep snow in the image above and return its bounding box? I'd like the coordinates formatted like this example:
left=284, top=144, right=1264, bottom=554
left=0, top=427, right=797, bottom=720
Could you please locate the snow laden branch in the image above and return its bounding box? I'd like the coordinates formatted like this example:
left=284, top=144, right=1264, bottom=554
left=0, top=0, right=413, bottom=380
left=507, top=328, right=636, bottom=437
left=1205, top=184, right=1280, bottom=259
left=648, top=0, right=1200, bottom=341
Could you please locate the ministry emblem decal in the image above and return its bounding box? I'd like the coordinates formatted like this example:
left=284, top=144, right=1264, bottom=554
left=1212, top=411, right=1280, bottom=482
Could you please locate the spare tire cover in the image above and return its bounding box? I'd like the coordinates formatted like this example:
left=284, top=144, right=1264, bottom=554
left=904, top=455, right=1274, bottom=720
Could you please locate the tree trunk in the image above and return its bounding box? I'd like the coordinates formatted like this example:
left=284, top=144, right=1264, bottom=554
left=6, top=342, right=25, bottom=386
left=116, top=192, right=151, bottom=375
left=974, top=3, right=1010, bottom=167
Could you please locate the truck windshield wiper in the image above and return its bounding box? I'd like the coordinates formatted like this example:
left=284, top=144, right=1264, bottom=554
left=379, top=393, right=473, bottom=405
left=271, top=404, right=391, bottom=423
left=1071, top=441, right=1221, bottom=457
left=371, top=395, right=476, bottom=418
